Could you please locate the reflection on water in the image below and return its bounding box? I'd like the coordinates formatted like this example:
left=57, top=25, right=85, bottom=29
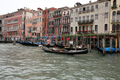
left=0, top=43, right=120, bottom=80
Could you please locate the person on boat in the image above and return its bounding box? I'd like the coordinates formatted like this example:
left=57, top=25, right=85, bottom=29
left=46, top=38, right=51, bottom=48
left=53, top=46, right=58, bottom=51
left=69, top=40, right=73, bottom=48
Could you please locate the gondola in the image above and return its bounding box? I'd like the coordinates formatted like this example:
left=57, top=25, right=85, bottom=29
left=55, top=44, right=65, bottom=48
left=64, top=47, right=87, bottom=50
left=19, top=41, right=41, bottom=46
left=42, top=47, right=88, bottom=55
left=97, top=47, right=119, bottom=53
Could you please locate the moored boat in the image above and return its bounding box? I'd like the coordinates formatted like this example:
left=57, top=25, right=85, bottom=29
left=42, top=47, right=88, bottom=55
left=97, top=47, right=119, bottom=53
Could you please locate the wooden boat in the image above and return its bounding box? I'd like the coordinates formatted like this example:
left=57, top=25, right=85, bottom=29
left=42, top=47, right=88, bottom=55
left=64, top=47, right=87, bottom=50
left=19, top=41, right=41, bottom=46
left=97, top=47, right=119, bottom=53
left=55, top=44, right=65, bottom=48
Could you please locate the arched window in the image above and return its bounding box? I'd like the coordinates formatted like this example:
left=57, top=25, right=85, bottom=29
left=112, top=24, right=115, bottom=33
left=117, top=11, right=120, bottom=21
left=113, top=0, right=116, bottom=6
left=116, top=24, right=120, bottom=32
left=112, top=11, right=116, bottom=21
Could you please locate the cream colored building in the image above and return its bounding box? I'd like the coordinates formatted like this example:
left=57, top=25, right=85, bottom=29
left=110, top=0, right=120, bottom=33
left=70, top=0, right=111, bottom=35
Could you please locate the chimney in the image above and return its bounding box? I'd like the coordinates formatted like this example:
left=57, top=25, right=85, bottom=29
left=89, top=1, right=91, bottom=3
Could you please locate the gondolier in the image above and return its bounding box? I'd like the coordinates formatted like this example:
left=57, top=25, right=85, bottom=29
left=69, top=40, right=73, bottom=48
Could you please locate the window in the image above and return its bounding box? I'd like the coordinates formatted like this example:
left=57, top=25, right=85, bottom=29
left=96, top=5, right=98, bottom=9
left=71, top=10, right=73, bottom=13
left=75, top=27, right=77, bottom=32
left=83, top=7, right=86, bottom=11
left=91, top=6, right=94, bottom=10
left=87, top=26, right=89, bottom=30
left=105, top=2, right=108, bottom=7
left=91, top=25, right=93, bottom=30
left=105, top=12, right=108, bottom=18
left=71, top=18, right=73, bottom=22
left=95, top=14, right=98, bottom=20
left=83, top=16, right=85, bottom=21
left=95, top=25, right=98, bottom=32
left=105, top=24, right=107, bottom=31
left=79, top=26, right=81, bottom=31
left=75, top=17, right=78, bottom=22
left=71, top=27, right=73, bottom=32
left=87, top=7, right=89, bottom=11
left=76, top=9, right=78, bottom=12
left=91, top=15, right=94, bottom=20
left=0, top=27, right=2, bottom=31
left=79, top=17, right=81, bottom=21
left=87, top=16, right=89, bottom=21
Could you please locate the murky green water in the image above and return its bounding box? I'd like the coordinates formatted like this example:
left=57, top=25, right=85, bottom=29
left=0, top=43, right=120, bottom=80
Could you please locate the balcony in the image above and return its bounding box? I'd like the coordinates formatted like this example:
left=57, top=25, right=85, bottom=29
left=77, top=30, right=94, bottom=34
left=62, top=32, right=70, bottom=34
left=7, top=21, right=18, bottom=24
left=78, top=20, right=94, bottom=25
left=54, top=24, right=60, bottom=27
left=7, top=28, right=18, bottom=32
left=112, top=5, right=117, bottom=9
left=32, top=21, right=37, bottom=24
left=111, top=20, right=120, bottom=24
left=53, top=14, right=62, bottom=18
left=79, top=9, right=94, bottom=14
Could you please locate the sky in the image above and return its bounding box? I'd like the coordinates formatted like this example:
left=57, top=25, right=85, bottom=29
left=0, top=0, right=97, bottom=15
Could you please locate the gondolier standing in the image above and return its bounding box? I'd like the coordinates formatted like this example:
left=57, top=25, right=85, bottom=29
left=69, top=40, right=73, bottom=48
left=47, top=38, right=51, bottom=48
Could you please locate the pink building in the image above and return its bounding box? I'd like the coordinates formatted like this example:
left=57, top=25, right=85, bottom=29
left=25, top=8, right=43, bottom=39
left=3, top=8, right=33, bottom=41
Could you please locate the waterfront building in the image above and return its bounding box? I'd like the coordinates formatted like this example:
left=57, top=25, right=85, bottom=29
left=62, top=8, right=71, bottom=35
left=53, top=7, right=69, bottom=36
left=25, top=8, right=43, bottom=39
left=70, top=0, right=111, bottom=35
left=42, top=7, right=57, bottom=36
left=3, top=8, right=33, bottom=41
left=110, top=0, right=120, bottom=34
left=0, top=18, right=4, bottom=40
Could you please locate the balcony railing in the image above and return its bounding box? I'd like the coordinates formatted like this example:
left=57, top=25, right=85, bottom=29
left=77, top=30, right=94, bottom=34
left=79, top=9, right=94, bottom=14
left=112, top=5, right=117, bottom=9
left=32, top=21, right=37, bottom=24
left=7, top=21, right=18, bottom=24
left=53, top=14, right=62, bottom=18
left=62, top=32, right=70, bottom=34
left=111, top=20, right=120, bottom=23
left=78, top=20, right=94, bottom=25
left=7, top=28, right=18, bottom=32
left=54, top=24, right=60, bottom=27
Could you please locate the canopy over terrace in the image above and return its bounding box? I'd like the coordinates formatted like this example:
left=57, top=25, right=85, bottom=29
left=42, top=36, right=61, bottom=39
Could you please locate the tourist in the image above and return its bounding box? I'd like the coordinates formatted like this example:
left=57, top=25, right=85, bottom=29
left=69, top=40, right=73, bottom=48
left=46, top=38, right=51, bottom=48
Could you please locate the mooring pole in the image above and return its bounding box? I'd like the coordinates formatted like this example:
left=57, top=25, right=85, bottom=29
left=115, top=38, right=117, bottom=53
left=110, top=37, right=112, bottom=53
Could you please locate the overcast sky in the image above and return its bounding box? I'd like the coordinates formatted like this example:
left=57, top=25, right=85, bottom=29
left=0, top=0, right=97, bottom=15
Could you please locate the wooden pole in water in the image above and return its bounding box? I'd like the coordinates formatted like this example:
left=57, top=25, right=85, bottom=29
left=97, top=35, right=99, bottom=47
left=119, top=36, right=120, bottom=52
left=90, top=35, right=91, bottom=52
left=76, top=35, right=78, bottom=47
left=63, top=36, right=65, bottom=46
left=55, top=36, right=57, bottom=44
left=102, top=38, right=105, bottom=54
left=94, top=38, right=95, bottom=49
left=110, top=37, right=112, bottom=53
left=115, top=38, right=117, bottom=53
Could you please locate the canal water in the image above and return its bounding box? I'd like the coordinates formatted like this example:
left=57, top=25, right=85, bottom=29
left=0, top=43, right=120, bottom=80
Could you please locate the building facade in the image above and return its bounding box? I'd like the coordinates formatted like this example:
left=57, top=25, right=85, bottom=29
left=110, top=0, right=120, bottom=34
left=25, top=8, right=43, bottom=39
left=53, top=7, right=69, bottom=36
left=62, top=8, right=70, bottom=35
left=0, top=18, right=4, bottom=40
left=70, top=0, right=111, bottom=35
left=3, top=8, right=33, bottom=41
left=42, top=7, right=57, bottom=36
